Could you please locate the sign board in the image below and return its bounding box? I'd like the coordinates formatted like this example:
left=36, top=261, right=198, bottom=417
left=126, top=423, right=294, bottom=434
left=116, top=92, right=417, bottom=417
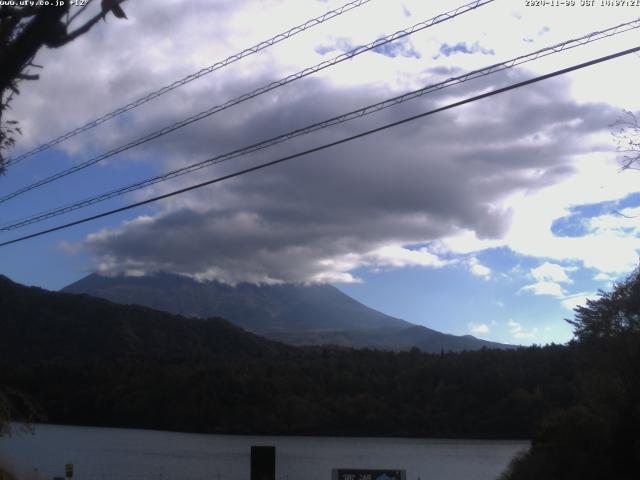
left=332, top=469, right=406, bottom=480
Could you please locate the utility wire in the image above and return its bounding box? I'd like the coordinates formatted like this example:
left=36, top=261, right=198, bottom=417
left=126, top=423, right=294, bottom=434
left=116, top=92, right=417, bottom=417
left=4, top=0, right=375, bottom=168
left=2, top=17, right=638, bottom=231
left=0, top=0, right=494, bottom=205
left=1, top=44, right=638, bottom=248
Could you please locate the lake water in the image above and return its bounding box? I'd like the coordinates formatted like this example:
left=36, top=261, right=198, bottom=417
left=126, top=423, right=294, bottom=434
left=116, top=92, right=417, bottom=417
left=0, top=424, right=528, bottom=480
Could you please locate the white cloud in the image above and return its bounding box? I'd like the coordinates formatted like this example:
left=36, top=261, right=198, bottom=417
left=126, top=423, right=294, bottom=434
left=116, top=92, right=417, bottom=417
left=520, top=281, right=565, bottom=298
left=468, top=322, right=490, bottom=335
left=507, top=319, right=538, bottom=340
left=366, top=245, right=449, bottom=269
left=467, top=256, right=491, bottom=279
left=519, top=261, right=573, bottom=299
left=531, top=262, right=573, bottom=284
left=594, top=272, right=617, bottom=282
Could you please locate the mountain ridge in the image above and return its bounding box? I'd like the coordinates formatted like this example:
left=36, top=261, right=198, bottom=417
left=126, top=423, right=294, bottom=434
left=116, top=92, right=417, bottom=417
left=62, top=271, right=515, bottom=352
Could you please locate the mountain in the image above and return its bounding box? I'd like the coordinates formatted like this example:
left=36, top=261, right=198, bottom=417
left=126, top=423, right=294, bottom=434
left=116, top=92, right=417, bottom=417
left=63, top=272, right=514, bottom=352
left=0, top=274, right=285, bottom=361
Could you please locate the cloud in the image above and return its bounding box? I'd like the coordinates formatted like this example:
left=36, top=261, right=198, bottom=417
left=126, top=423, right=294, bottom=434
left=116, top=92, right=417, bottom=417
left=594, top=272, right=617, bottom=282
left=468, top=257, right=491, bottom=279
left=74, top=66, right=621, bottom=284
left=468, top=322, right=490, bottom=335
left=531, top=262, right=573, bottom=284
left=366, top=245, right=449, bottom=269
left=519, top=262, right=597, bottom=310
left=520, top=281, right=565, bottom=298
left=507, top=319, right=537, bottom=340
left=519, top=262, right=573, bottom=298
left=71, top=63, right=620, bottom=284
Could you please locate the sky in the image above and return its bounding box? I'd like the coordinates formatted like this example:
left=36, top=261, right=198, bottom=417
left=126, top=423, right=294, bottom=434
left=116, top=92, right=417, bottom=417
left=2, top=0, right=640, bottom=346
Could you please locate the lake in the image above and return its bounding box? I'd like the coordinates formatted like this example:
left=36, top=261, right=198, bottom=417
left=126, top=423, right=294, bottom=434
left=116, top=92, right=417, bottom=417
left=0, top=424, right=528, bottom=480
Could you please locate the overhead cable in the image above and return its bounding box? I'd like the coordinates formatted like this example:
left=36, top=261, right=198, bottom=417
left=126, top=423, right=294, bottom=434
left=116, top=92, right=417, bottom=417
left=1, top=43, right=638, bottom=248
left=3, top=17, right=638, bottom=231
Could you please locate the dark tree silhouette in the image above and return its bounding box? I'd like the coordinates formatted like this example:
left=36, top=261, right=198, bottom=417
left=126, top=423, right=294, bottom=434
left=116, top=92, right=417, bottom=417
left=568, top=268, right=640, bottom=339
left=0, top=0, right=129, bottom=173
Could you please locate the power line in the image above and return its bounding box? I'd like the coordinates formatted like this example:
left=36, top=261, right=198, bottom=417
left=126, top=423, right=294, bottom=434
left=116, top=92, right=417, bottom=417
left=3, top=17, right=638, bottom=231
left=1, top=43, right=638, bottom=249
left=0, top=0, right=494, bottom=205
left=4, top=0, right=375, bottom=168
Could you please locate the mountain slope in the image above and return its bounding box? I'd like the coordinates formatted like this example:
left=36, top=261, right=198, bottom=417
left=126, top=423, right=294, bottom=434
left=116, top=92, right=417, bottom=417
left=63, top=272, right=411, bottom=332
left=0, top=275, right=285, bottom=361
left=63, top=272, right=514, bottom=352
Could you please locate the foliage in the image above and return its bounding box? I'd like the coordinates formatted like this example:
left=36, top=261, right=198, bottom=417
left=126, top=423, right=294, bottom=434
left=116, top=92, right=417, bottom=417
left=568, top=269, right=640, bottom=339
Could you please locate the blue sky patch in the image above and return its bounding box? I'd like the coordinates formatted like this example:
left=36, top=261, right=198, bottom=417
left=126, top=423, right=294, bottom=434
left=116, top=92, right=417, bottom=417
left=551, top=192, right=640, bottom=238
left=316, top=37, right=420, bottom=59
left=435, top=41, right=495, bottom=59
left=372, top=39, right=421, bottom=59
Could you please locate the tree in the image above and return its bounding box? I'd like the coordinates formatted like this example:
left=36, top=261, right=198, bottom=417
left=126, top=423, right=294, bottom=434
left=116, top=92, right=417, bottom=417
left=0, top=0, right=129, bottom=173
left=568, top=268, right=640, bottom=340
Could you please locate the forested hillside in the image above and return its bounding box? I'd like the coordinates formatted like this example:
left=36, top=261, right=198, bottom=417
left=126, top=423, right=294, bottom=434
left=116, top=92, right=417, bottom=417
left=1, top=274, right=570, bottom=438
left=0, top=275, right=287, bottom=360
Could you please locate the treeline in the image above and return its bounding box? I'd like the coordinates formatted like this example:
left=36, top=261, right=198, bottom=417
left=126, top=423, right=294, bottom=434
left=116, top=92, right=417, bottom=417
left=1, top=344, right=575, bottom=439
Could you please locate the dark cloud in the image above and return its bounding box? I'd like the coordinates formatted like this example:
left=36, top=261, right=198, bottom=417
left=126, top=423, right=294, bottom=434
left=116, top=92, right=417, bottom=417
left=83, top=66, right=618, bottom=283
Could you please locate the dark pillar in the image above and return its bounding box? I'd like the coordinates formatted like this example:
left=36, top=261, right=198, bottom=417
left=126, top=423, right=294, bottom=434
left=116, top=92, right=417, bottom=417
left=251, top=445, right=276, bottom=480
